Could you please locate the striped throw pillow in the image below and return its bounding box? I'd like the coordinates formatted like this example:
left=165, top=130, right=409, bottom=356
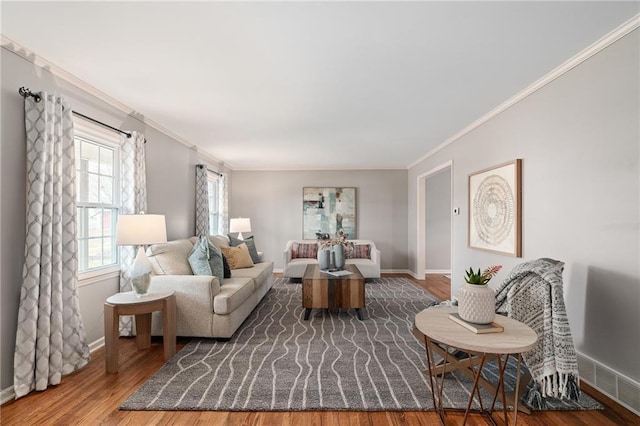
left=349, top=244, right=371, bottom=259
left=292, top=242, right=318, bottom=259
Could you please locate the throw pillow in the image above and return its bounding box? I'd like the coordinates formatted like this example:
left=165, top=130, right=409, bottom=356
left=227, top=234, right=244, bottom=247
left=229, top=235, right=261, bottom=264
left=350, top=244, right=371, bottom=259
left=188, top=236, right=213, bottom=275
left=221, top=243, right=255, bottom=269
left=208, top=242, right=225, bottom=284
left=221, top=253, right=232, bottom=278
left=291, top=242, right=318, bottom=259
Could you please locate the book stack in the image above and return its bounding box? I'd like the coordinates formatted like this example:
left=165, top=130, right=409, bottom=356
left=448, top=312, right=504, bottom=334
left=324, top=270, right=353, bottom=277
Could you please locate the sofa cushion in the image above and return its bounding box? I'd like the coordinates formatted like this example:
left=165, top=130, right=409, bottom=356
left=230, top=261, right=273, bottom=292
left=346, top=258, right=378, bottom=277
left=291, top=242, right=318, bottom=259
left=147, top=239, right=194, bottom=275
left=188, top=237, right=213, bottom=275
left=283, top=258, right=317, bottom=278
left=221, top=244, right=254, bottom=269
left=229, top=235, right=261, bottom=264
left=213, top=278, right=255, bottom=314
left=209, top=235, right=230, bottom=249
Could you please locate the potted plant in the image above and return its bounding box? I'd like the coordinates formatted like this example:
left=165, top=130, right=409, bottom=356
left=464, top=265, right=502, bottom=285
left=457, top=265, right=502, bottom=324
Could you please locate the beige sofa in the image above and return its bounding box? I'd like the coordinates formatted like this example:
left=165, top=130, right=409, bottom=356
left=283, top=239, right=381, bottom=280
left=146, top=235, right=273, bottom=339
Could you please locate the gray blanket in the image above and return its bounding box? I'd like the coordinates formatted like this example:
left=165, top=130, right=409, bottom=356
left=494, top=258, right=580, bottom=408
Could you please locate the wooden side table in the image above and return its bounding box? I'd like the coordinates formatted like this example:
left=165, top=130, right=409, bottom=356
left=414, top=307, right=537, bottom=425
left=104, top=290, right=177, bottom=373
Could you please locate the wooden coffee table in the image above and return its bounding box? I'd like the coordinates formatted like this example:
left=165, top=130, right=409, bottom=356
left=302, top=264, right=366, bottom=320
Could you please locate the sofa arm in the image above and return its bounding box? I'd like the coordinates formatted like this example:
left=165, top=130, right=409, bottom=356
left=150, top=275, right=221, bottom=313
left=283, top=240, right=294, bottom=267
left=370, top=246, right=381, bottom=268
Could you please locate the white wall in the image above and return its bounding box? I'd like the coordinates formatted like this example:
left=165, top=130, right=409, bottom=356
left=408, top=30, right=640, bottom=382
left=0, top=46, right=225, bottom=390
left=230, top=170, right=408, bottom=271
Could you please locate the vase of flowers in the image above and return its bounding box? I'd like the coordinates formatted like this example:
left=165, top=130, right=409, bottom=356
left=317, top=247, right=331, bottom=270
left=457, top=265, right=502, bottom=324
left=333, top=244, right=345, bottom=269
left=317, top=230, right=353, bottom=270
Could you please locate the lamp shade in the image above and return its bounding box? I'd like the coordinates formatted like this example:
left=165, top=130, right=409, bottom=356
left=116, top=214, right=167, bottom=246
left=229, top=217, right=251, bottom=233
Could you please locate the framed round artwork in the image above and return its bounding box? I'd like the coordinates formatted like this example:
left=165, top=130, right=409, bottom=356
left=468, top=159, right=522, bottom=257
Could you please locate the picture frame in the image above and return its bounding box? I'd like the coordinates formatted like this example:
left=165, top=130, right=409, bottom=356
left=468, top=159, right=522, bottom=257
left=302, top=187, right=356, bottom=240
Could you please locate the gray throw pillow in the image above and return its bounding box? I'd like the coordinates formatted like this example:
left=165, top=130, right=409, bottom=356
left=227, top=234, right=243, bottom=247
left=222, top=253, right=232, bottom=278
left=229, top=234, right=261, bottom=264
left=208, top=242, right=225, bottom=284
left=188, top=236, right=213, bottom=276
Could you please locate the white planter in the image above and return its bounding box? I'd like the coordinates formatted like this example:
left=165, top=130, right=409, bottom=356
left=457, top=283, right=496, bottom=324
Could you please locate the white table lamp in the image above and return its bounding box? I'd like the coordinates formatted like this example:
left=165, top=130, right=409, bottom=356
left=230, top=217, right=251, bottom=240
left=116, top=213, right=167, bottom=296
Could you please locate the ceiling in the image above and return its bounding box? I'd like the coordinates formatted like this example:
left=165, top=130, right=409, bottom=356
left=2, top=2, right=638, bottom=170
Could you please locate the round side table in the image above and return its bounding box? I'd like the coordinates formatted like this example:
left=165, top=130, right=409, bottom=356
left=104, top=290, right=177, bottom=373
left=414, top=306, right=537, bottom=425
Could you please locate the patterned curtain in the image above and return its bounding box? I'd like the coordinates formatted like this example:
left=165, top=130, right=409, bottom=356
left=195, top=165, right=209, bottom=236
left=14, top=92, right=90, bottom=399
left=218, top=173, right=229, bottom=235
left=118, top=131, right=147, bottom=335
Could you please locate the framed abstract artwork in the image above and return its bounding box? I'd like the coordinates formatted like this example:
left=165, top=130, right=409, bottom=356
left=302, top=187, right=356, bottom=239
left=468, top=159, right=522, bottom=257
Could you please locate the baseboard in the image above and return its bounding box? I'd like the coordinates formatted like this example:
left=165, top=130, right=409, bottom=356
left=381, top=269, right=413, bottom=276
left=408, top=270, right=419, bottom=279
left=276, top=269, right=415, bottom=277
left=89, top=337, right=105, bottom=354
left=577, top=351, right=640, bottom=415
left=1, top=386, right=15, bottom=405
left=0, top=338, right=105, bottom=406
left=425, top=269, right=451, bottom=275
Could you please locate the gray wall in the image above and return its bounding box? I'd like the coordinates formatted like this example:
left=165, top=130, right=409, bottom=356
left=425, top=167, right=451, bottom=271
left=230, top=170, right=408, bottom=271
left=408, top=30, right=640, bottom=382
left=0, top=46, right=222, bottom=390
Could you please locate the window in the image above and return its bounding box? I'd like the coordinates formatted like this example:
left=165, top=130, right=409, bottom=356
left=74, top=121, right=120, bottom=273
left=208, top=172, right=219, bottom=235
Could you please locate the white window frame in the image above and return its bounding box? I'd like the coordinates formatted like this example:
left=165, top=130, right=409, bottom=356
left=207, top=171, right=220, bottom=235
left=74, top=120, right=121, bottom=282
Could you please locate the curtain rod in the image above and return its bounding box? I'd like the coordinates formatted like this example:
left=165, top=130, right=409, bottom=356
left=18, top=87, right=147, bottom=142
left=197, top=163, right=222, bottom=176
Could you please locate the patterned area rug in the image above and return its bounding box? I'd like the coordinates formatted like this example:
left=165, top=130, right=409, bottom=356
left=121, top=277, right=601, bottom=411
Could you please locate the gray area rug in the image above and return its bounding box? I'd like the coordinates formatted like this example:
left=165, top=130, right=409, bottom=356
left=121, top=277, right=601, bottom=411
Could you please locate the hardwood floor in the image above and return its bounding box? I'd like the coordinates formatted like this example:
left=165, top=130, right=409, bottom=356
left=2, top=274, right=637, bottom=425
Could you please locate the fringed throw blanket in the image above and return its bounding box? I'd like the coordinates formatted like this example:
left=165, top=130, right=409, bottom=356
left=494, top=258, right=580, bottom=409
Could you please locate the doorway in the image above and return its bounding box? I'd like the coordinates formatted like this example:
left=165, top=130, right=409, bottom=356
left=417, top=161, right=453, bottom=299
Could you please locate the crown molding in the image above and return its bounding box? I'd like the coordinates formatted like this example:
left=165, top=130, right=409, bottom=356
left=407, top=13, right=640, bottom=170
left=1, top=34, right=225, bottom=168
